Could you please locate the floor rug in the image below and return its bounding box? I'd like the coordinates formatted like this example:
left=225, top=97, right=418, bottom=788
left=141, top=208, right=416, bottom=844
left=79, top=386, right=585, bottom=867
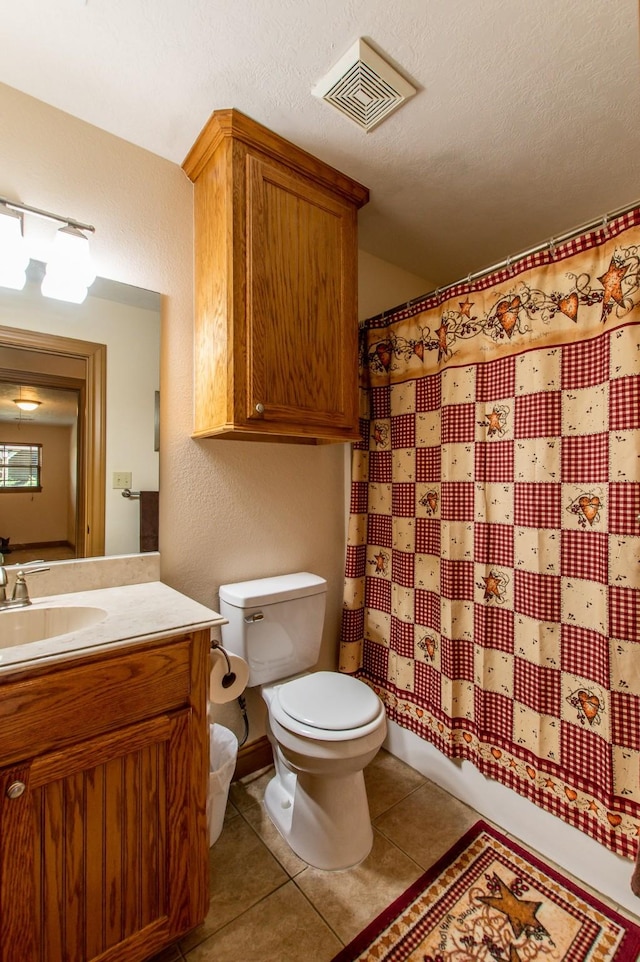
left=331, top=821, right=640, bottom=962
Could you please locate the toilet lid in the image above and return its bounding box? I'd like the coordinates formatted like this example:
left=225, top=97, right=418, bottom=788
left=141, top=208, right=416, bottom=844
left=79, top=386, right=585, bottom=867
left=278, top=671, right=381, bottom=731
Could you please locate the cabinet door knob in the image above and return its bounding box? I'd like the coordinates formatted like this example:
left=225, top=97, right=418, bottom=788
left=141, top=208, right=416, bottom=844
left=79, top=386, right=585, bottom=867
left=255, top=403, right=265, bottom=415
left=6, top=781, right=26, bottom=799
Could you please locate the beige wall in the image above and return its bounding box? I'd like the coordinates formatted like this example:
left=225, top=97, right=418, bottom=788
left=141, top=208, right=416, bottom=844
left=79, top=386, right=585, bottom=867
left=1, top=422, right=72, bottom=544
left=0, top=82, right=430, bottom=738
left=358, top=250, right=434, bottom=321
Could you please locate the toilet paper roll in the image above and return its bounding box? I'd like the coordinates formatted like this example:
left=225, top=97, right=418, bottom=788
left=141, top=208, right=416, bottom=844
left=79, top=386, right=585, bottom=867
left=209, top=648, right=249, bottom=704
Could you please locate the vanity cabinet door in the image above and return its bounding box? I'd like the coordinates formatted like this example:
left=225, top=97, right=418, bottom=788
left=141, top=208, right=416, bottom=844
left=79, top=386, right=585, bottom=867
left=0, top=710, right=203, bottom=962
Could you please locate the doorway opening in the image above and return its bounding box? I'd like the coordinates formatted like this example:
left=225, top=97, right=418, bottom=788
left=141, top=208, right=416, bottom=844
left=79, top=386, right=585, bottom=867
left=0, top=326, right=106, bottom=559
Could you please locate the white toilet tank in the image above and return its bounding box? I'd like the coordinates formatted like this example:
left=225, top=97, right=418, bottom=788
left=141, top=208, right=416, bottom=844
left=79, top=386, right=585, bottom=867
left=218, top=572, right=327, bottom=686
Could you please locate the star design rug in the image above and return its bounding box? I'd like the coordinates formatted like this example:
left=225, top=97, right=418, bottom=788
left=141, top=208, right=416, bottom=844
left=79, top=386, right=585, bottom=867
left=331, top=821, right=640, bottom=961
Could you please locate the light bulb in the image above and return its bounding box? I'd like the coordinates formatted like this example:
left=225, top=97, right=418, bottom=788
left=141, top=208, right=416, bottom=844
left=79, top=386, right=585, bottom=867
left=41, top=273, right=91, bottom=304
left=42, top=224, right=95, bottom=303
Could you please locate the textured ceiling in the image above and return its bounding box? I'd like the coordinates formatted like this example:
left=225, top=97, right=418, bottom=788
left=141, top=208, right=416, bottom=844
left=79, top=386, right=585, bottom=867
left=0, top=381, right=78, bottom=427
left=1, top=0, right=639, bottom=285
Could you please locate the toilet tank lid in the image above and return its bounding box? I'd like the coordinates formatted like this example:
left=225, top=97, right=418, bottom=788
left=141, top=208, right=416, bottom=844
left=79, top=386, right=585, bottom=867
left=219, top=572, right=327, bottom=608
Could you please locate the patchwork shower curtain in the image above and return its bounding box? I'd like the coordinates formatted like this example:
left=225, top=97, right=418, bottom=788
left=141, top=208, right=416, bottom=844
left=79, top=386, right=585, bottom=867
left=341, top=210, right=640, bottom=857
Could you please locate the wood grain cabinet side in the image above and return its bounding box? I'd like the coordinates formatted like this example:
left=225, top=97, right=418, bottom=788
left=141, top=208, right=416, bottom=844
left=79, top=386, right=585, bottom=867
left=0, top=630, right=210, bottom=962
left=183, top=108, right=369, bottom=443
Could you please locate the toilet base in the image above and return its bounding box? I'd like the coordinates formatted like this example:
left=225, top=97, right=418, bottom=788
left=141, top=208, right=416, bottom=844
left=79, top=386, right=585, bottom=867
left=264, top=764, right=374, bottom=870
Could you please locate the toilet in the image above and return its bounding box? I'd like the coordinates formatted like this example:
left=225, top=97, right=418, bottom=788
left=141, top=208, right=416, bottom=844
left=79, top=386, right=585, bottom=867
left=219, top=572, right=386, bottom=870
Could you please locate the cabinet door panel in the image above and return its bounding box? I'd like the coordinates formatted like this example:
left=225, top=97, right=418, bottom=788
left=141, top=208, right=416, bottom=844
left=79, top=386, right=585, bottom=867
left=25, top=713, right=184, bottom=962
left=246, top=153, right=358, bottom=431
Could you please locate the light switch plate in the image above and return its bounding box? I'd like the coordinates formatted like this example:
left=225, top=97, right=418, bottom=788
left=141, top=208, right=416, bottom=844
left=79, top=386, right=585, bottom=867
left=113, top=472, right=132, bottom=489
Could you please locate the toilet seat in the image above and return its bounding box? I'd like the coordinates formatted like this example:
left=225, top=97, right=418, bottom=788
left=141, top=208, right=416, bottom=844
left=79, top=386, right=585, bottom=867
left=269, top=671, right=385, bottom=742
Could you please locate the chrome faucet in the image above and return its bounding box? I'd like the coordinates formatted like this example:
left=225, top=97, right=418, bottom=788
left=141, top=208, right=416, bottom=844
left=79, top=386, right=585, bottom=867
left=0, top=563, right=50, bottom=610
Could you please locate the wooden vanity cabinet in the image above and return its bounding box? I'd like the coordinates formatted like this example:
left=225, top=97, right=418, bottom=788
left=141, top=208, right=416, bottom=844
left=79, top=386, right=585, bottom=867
left=0, top=629, right=210, bottom=962
left=183, top=109, right=369, bottom=443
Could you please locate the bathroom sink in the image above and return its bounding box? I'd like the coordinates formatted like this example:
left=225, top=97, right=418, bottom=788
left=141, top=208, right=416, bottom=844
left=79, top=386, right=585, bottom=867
left=0, top=605, right=107, bottom=648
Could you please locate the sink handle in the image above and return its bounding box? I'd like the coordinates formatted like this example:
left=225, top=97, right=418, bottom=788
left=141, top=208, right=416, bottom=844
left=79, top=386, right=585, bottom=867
left=11, top=566, right=50, bottom=604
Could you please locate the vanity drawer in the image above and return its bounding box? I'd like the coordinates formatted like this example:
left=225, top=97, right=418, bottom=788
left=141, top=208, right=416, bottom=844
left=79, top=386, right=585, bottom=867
left=0, top=635, right=193, bottom=764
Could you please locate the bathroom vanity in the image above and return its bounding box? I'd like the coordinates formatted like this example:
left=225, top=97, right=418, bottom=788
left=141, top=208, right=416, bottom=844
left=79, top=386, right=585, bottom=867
left=0, top=582, right=224, bottom=962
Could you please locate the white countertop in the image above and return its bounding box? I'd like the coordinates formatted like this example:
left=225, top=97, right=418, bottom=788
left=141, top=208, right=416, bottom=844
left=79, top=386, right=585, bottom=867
left=0, top=581, right=225, bottom=672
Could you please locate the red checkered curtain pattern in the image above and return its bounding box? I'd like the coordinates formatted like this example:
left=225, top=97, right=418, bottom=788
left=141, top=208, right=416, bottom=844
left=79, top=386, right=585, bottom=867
left=341, top=210, right=640, bottom=857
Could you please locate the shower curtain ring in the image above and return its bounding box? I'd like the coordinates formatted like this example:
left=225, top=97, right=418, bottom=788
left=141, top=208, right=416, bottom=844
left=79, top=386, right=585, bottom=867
left=549, top=238, right=556, bottom=259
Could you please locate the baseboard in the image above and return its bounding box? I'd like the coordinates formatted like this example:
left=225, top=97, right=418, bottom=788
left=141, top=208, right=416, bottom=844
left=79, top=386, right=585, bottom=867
left=9, top=540, right=73, bottom=550
left=233, top=735, right=273, bottom=781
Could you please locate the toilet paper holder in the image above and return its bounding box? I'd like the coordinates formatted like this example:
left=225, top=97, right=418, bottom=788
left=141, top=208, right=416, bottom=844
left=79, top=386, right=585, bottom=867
left=211, top=642, right=238, bottom=689
left=210, top=643, right=250, bottom=747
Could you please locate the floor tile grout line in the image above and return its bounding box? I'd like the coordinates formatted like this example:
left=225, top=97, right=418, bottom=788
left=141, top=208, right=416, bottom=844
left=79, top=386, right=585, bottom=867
left=290, top=876, right=350, bottom=949
left=370, top=823, right=427, bottom=873
left=369, top=778, right=430, bottom=824
left=287, top=828, right=428, bottom=951
left=236, top=806, right=307, bottom=879
left=180, top=878, right=295, bottom=959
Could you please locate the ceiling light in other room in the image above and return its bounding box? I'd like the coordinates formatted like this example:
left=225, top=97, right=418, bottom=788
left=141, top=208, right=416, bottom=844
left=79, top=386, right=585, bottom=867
left=41, top=224, right=96, bottom=304
left=313, top=39, right=416, bottom=132
left=14, top=398, right=41, bottom=412
left=0, top=203, right=30, bottom=290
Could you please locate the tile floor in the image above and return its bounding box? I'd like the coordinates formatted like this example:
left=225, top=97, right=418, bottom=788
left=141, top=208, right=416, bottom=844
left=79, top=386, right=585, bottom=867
left=149, top=749, right=626, bottom=962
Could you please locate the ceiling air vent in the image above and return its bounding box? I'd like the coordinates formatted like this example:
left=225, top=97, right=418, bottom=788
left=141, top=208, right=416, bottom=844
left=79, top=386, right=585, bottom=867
left=313, top=39, right=416, bottom=132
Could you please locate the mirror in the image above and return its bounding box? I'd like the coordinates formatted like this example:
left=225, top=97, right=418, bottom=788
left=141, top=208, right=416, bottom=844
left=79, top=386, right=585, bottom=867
left=0, top=261, right=160, bottom=564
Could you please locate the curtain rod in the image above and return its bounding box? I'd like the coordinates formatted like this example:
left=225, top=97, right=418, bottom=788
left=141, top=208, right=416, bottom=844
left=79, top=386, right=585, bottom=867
left=371, top=197, right=640, bottom=322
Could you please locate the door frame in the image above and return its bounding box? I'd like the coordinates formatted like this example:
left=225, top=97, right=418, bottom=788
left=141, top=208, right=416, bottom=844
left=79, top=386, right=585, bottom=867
left=0, top=325, right=106, bottom=558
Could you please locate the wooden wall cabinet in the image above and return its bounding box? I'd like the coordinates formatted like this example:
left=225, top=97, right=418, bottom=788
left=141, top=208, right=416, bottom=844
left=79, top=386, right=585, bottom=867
left=183, top=109, right=369, bottom=443
left=0, top=630, right=210, bottom=962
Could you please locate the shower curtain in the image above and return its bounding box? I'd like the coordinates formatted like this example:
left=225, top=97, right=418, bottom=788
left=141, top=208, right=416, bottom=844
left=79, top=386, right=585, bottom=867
left=341, top=209, right=640, bottom=858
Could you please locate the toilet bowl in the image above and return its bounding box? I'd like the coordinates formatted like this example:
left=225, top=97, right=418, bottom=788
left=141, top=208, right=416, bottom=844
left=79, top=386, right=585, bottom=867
left=219, top=572, right=387, bottom=870
left=262, top=671, right=387, bottom=870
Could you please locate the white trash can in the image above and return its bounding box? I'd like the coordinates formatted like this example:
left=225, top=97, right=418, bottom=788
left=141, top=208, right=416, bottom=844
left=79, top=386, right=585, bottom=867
left=208, top=723, right=238, bottom=846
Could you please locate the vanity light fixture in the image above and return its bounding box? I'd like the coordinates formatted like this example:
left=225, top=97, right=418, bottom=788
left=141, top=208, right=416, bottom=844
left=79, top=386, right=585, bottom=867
left=0, top=203, right=30, bottom=291
left=0, top=196, right=96, bottom=304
